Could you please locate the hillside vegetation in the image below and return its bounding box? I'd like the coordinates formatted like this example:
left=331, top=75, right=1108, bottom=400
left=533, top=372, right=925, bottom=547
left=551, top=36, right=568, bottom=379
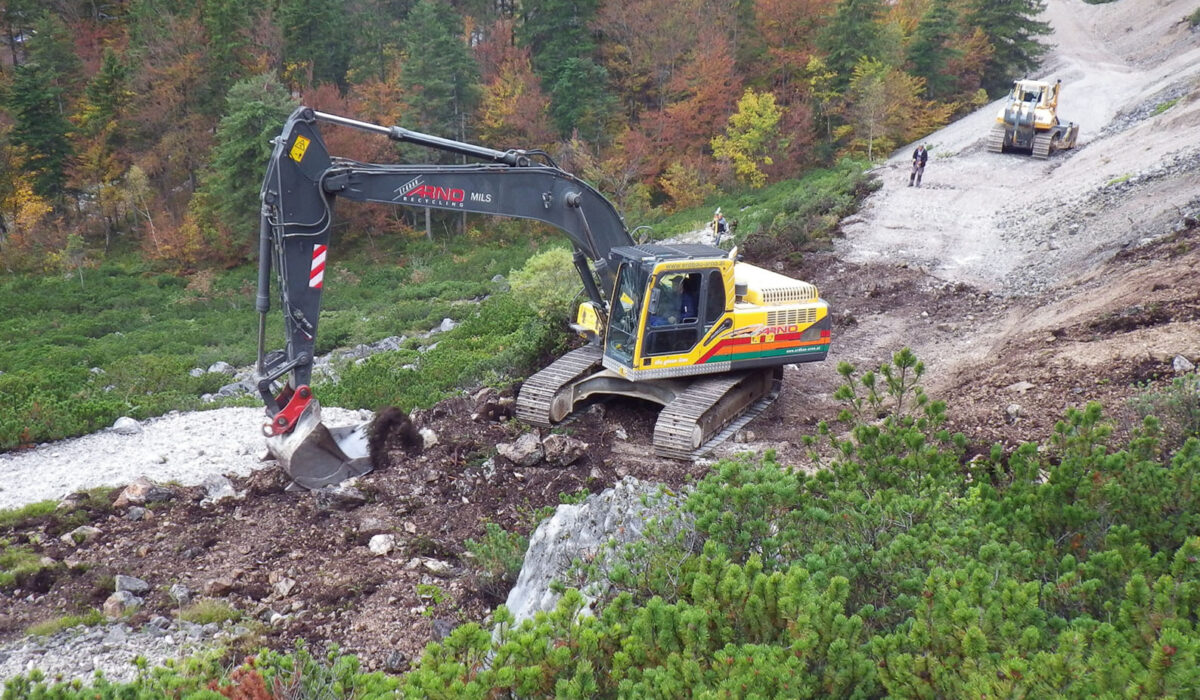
left=1, top=0, right=1049, bottom=273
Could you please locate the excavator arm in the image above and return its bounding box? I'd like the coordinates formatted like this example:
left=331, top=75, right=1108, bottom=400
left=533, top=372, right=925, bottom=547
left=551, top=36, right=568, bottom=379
left=254, top=107, right=633, bottom=487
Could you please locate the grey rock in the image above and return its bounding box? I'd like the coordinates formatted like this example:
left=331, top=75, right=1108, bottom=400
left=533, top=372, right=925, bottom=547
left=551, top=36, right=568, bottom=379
left=542, top=434, right=588, bottom=466
left=206, top=361, right=236, bottom=375
left=1173, top=355, right=1196, bottom=373
left=112, top=417, right=143, bottom=436
left=114, top=477, right=175, bottom=508
left=103, top=591, right=142, bottom=619
left=188, top=368, right=205, bottom=378
left=504, top=477, right=687, bottom=625
left=312, top=482, right=368, bottom=511
left=368, top=534, right=396, bottom=556
left=432, top=618, right=455, bottom=641
left=200, top=474, right=240, bottom=504
left=384, top=651, right=408, bottom=673
left=497, top=433, right=544, bottom=467
left=216, top=381, right=249, bottom=397
left=114, top=575, right=150, bottom=594
left=273, top=577, right=297, bottom=598
left=60, top=526, right=102, bottom=546
left=168, top=583, right=191, bottom=605
left=125, top=506, right=146, bottom=521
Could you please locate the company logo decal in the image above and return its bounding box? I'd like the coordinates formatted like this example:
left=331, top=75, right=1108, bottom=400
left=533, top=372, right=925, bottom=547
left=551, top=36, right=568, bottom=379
left=393, top=177, right=467, bottom=208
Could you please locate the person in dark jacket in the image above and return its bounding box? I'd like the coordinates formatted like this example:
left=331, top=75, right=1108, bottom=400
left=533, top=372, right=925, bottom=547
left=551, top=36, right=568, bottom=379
left=909, top=144, right=928, bottom=187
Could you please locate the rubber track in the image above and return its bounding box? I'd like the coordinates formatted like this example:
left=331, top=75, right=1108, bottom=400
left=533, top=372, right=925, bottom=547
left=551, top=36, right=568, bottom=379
left=1032, top=132, right=1053, bottom=159
left=652, top=368, right=782, bottom=460
left=515, top=345, right=604, bottom=428
left=986, top=125, right=1006, bottom=153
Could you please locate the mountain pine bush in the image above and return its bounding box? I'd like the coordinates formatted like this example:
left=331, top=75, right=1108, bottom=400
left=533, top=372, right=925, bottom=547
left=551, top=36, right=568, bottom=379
left=402, top=348, right=1200, bottom=697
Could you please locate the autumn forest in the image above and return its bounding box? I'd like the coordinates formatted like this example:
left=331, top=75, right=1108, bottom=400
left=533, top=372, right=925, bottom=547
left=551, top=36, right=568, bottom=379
left=0, top=0, right=1050, bottom=272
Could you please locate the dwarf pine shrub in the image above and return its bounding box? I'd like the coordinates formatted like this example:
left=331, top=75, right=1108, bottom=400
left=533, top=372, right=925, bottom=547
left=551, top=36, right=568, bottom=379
left=402, top=348, right=1200, bottom=697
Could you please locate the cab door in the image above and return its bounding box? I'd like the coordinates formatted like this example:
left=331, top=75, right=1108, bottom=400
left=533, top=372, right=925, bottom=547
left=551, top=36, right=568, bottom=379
left=639, top=268, right=728, bottom=368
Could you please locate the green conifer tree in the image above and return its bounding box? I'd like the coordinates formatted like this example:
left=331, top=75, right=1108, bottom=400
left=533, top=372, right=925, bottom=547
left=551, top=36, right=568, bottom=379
left=278, top=0, right=353, bottom=88
left=966, top=0, right=1052, bottom=94
left=906, top=0, right=961, bottom=100
left=818, top=0, right=888, bottom=90
left=517, top=0, right=613, bottom=140
left=400, top=0, right=480, bottom=140
left=200, top=73, right=297, bottom=237
left=78, top=48, right=132, bottom=139
left=6, top=62, right=73, bottom=198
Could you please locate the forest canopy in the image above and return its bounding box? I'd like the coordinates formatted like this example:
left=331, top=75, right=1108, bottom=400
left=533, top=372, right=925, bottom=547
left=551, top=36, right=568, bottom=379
left=0, top=0, right=1050, bottom=271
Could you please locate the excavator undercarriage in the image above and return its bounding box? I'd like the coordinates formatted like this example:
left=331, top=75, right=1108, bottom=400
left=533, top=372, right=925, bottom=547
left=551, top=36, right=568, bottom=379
left=515, top=346, right=783, bottom=460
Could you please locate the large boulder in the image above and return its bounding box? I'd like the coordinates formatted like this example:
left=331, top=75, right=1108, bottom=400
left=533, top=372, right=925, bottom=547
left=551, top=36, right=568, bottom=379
left=542, top=434, right=588, bottom=466
left=496, top=433, right=544, bottom=467
left=504, top=477, right=688, bottom=625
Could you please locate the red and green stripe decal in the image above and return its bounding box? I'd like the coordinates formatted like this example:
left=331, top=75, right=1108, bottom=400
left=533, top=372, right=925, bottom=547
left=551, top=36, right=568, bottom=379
left=699, top=328, right=831, bottom=363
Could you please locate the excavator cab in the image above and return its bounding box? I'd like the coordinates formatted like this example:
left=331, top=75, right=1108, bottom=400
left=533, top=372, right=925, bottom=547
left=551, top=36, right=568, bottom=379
left=518, top=241, right=829, bottom=459
left=604, top=249, right=732, bottom=373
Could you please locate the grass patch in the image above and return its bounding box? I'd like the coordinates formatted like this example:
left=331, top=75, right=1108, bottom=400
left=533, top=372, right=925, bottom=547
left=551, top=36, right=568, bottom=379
left=0, top=501, right=57, bottom=530
left=0, top=228, right=552, bottom=449
left=26, top=609, right=105, bottom=637
left=0, top=544, right=45, bottom=589
left=1152, top=98, right=1180, bottom=116
left=639, top=159, right=873, bottom=249
left=1130, top=373, right=1200, bottom=452
left=178, top=598, right=242, bottom=625
left=1106, top=172, right=1132, bottom=186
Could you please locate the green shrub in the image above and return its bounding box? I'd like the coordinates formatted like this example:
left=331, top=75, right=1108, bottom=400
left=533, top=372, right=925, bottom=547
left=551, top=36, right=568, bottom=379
left=319, top=292, right=567, bottom=411
left=1129, top=373, right=1200, bottom=452
left=507, top=246, right=581, bottom=320
left=403, top=349, right=1200, bottom=697
left=178, top=598, right=242, bottom=625
left=464, top=522, right=529, bottom=602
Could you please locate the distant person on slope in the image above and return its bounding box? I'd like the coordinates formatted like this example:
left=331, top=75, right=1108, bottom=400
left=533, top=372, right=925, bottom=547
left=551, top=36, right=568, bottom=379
left=909, top=144, right=929, bottom=187
left=713, top=210, right=730, bottom=245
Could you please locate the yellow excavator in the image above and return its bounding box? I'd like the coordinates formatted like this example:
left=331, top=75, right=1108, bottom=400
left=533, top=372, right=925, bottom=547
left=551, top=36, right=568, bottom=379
left=254, top=108, right=831, bottom=488
left=987, top=78, right=1079, bottom=159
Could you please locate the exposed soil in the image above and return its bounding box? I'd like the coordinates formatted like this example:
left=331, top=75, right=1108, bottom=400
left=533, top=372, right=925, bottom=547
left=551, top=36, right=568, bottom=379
left=3, top=0, right=1200, bottom=681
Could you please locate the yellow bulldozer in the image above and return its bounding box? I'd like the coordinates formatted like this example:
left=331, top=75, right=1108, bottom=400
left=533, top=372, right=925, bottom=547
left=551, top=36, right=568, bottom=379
left=987, top=78, right=1079, bottom=159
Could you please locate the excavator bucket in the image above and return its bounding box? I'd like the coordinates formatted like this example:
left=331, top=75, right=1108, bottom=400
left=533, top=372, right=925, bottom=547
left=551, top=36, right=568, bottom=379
left=265, top=400, right=373, bottom=490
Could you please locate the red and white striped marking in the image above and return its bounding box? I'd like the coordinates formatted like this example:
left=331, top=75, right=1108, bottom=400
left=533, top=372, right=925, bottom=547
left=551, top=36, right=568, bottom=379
left=309, top=244, right=327, bottom=288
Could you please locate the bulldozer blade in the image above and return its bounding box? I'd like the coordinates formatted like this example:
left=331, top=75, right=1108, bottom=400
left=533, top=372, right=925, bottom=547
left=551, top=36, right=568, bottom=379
left=265, top=400, right=373, bottom=490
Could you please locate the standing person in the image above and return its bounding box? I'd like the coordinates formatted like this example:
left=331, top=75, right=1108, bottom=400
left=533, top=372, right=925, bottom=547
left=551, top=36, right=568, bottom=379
left=909, top=144, right=929, bottom=187
left=713, top=210, right=730, bottom=245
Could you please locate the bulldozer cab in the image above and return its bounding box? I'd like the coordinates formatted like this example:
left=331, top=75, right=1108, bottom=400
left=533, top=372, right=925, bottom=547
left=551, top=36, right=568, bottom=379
left=603, top=245, right=732, bottom=374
